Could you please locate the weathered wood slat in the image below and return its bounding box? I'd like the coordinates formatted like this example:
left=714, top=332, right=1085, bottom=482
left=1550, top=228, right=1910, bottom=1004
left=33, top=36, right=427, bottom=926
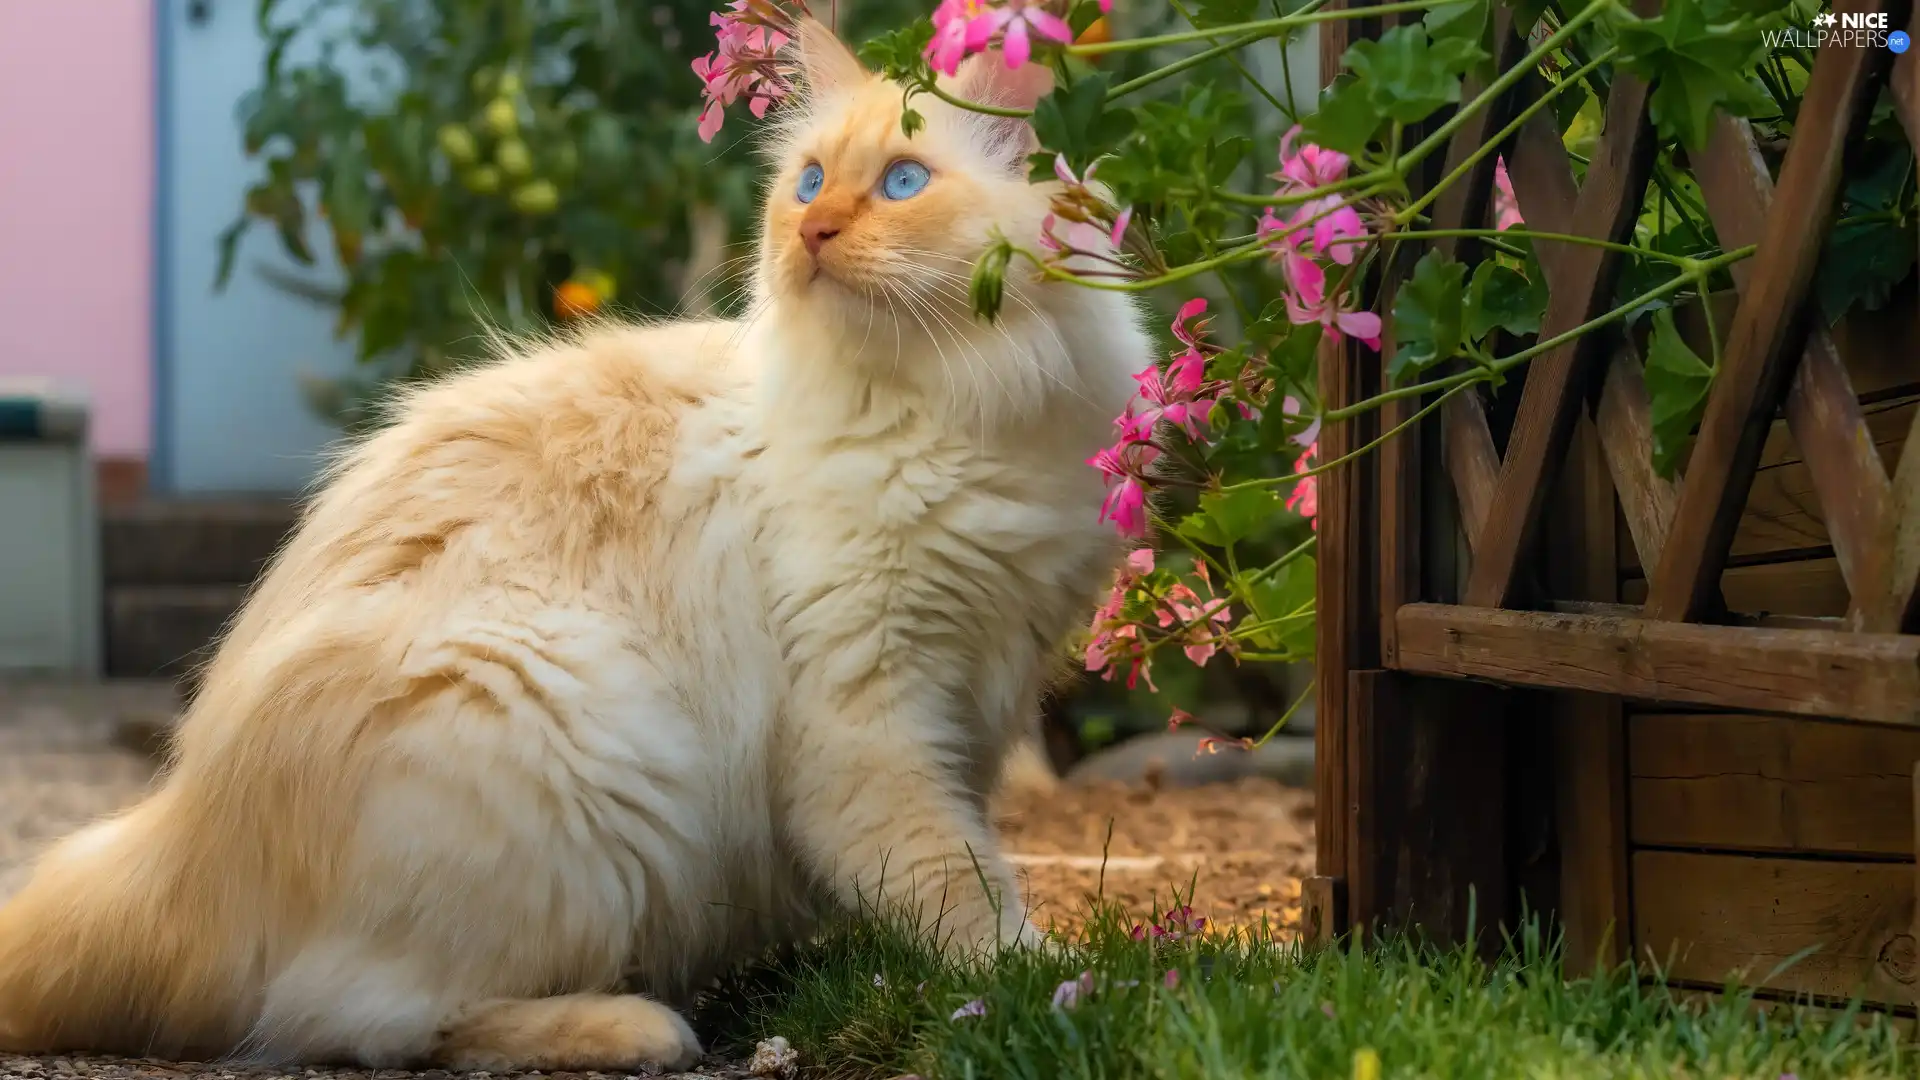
left=1597, top=342, right=1681, bottom=574
left=1463, top=63, right=1660, bottom=607
left=1392, top=602, right=1920, bottom=725
left=1634, top=850, right=1917, bottom=1005
left=1648, top=27, right=1895, bottom=621
left=1630, top=712, right=1920, bottom=857
left=1690, top=115, right=1896, bottom=622
left=1444, top=392, right=1499, bottom=551
left=1424, top=24, right=1528, bottom=566
left=1348, top=670, right=1509, bottom=951
left=1548, top=405, right=1629, bottom=972
left=1624, top=558, right=1850, bottom=620
left=1620, top=399, right=1915, bottom=572
left=1874, top=408, right=1920, bottom=633
left=1505, top=103, right=1677, bottom=583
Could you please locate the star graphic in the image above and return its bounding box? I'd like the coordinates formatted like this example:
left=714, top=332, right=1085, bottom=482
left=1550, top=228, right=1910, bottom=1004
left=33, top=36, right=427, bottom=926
left=1816, top=11, right=1838, bottom=25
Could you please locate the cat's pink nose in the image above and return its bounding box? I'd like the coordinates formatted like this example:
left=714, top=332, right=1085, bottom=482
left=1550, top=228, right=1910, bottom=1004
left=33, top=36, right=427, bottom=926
left=802, top=221, right=841, bottom=257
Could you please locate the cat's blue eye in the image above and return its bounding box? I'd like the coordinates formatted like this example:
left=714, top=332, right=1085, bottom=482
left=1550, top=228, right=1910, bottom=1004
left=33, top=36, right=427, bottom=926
left=796, top=164, right=825, bottom=204
left=881, top=160, right=931, bottom=201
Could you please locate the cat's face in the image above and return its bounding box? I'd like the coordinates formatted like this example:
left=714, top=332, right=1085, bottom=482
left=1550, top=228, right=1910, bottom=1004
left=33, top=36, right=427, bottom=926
left=759, top=23, right=1055, bottom=321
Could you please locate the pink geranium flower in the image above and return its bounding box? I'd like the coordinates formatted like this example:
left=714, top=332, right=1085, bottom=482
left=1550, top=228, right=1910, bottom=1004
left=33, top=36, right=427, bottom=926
left=1040, top=212, right=1110, bottom=255
left=1493, top=155, right=1525, bottom=231
left=1282, top=252, right=1382, bottom=350
left=1265, top=127, right=1369, bottom=264
left=1287, top=440, right=1319, bottom=528
left=926, top=0, right=989, bottom=75
left=970, top=0, right=1073, bottom=68
left=692, top=2, right=792, bottom=142
left=1121, top=352, right=1213, bottom=441
left=1087, top=441, right=1158, bottom=539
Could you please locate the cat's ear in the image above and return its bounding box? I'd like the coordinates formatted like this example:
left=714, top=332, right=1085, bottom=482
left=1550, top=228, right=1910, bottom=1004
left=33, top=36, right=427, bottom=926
left=793, top=17, right=867, bottom=95
left=940, top=54, right=1054, bottom=164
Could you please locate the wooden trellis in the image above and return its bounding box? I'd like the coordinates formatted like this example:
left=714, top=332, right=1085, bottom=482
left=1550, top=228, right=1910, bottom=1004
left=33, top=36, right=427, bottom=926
left=1309, top=0, right=1920, bottom=1007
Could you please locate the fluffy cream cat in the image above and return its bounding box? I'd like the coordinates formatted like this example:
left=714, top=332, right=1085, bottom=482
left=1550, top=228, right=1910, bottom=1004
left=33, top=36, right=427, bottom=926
left=0, top=20, right=1150, bottom=1072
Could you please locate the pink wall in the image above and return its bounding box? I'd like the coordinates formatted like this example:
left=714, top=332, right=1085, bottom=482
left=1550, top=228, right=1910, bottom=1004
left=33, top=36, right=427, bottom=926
left=0, top=3, right=153, bottom=458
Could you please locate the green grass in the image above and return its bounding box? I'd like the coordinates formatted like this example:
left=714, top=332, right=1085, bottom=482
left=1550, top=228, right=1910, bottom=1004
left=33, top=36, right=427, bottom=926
left=694, top=900, right=1913, bottom=1079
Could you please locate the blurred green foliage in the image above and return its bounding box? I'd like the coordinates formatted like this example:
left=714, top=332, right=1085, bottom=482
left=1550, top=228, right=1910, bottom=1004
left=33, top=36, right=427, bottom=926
left=220, top=0, right=920, bottom=431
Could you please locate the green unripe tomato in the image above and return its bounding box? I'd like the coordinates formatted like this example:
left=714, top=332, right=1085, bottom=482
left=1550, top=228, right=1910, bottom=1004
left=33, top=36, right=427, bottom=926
left=483, top=97, right=518, bottom=137
left=462, top=165, right=502, bottom=194
left=511, top=179, right=559, bottom=215
left=436, top=124, right=478, bottom=164
left=496, top=70, right=523, bottom=98
left=495, top=137, right=534, bottom=178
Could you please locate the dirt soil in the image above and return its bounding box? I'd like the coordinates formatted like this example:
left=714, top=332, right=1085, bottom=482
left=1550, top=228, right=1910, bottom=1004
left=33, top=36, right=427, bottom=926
left=994, top=775, right=1316, bottom=941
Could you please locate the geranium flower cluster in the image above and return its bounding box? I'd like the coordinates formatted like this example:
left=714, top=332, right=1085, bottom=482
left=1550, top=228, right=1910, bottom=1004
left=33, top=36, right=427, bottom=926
left=1130, top=904, right=1208, bottom=943
left=693, top=0, right=796, bottom=143
left=1041, top=156, right=1134, bottom=265
left=925, top=0, right=1099, bottom=75
left=1256, top=127, right=1383, bottom=350
left=1083, top=549, right=1240, bottom=691
left=1086, top=298, right=1249, bottom=539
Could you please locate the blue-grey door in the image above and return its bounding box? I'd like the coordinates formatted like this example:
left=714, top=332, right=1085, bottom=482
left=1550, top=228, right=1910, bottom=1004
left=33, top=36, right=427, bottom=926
left=156, top=0, right=358, bottom=494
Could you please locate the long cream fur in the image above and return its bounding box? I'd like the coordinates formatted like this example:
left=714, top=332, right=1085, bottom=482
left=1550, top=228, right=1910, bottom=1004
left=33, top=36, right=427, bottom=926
left=0, top=22, right=1150, bottom=1071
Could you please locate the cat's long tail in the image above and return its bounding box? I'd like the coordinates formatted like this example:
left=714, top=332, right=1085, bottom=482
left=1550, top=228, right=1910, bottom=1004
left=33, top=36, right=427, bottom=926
left=0, top=788, right=258, bottom=1057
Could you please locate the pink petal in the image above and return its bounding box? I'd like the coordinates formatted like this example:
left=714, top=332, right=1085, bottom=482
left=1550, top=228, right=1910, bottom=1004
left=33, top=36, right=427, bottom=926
left=1277, top=125, right=1300, bottom=168
left=1126, top=548, right=1156, bottom=574
left=697, top=102, right=724, bottom=143
left=1099, top=0, right=1113, bottom=10
left=1002, top=16, right=1031, bottom=68
left=1338, top=310, right=1383, bottom=350
left=1176, top=297, right=1208, bottom=323
left=1109, top=205, right=1133, bottom=247
left=1026, top=9, right=1074, bottom=43
left=965, top=10, right=1006, bottom=49
left=1284, top=253, right=1325, bottom=310
left=1054, top=153, right=1077, bottom=187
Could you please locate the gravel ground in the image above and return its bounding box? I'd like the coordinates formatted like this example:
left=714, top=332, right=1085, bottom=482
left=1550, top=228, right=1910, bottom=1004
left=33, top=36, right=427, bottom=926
left=0, top=680, right=1311, bottom=1078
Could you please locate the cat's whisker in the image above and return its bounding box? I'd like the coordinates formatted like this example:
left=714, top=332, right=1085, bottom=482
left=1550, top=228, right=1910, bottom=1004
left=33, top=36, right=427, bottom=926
left=907, top=274, right=1100, bottom=418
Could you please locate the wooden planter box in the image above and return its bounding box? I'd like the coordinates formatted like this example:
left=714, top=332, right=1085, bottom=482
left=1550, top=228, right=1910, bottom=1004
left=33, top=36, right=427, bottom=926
left=1309, top=2, right=1920, bottom=1010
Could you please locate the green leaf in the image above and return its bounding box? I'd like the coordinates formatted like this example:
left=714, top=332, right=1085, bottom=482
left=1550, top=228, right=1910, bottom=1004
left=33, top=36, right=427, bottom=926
left=1611, top=0, right=1773, bottom=151
left=214, top=217, right=250, bottom=291
left=1465, top=259, right=1546, bottom=341
left=1298, top=77, right=1380, bottom=158
left=1179, top=487, right=1284, bottom=548
left=1345, top=24, right=1482, bottom=125
left=1192, top=0, right=1259, bottom=28
left=1390, top=251, right=1468, bottom=383
left=1244, top=555, right=1316, bottom=655
left=857, top=20, right=935, bottom=82
left=1643, top=307, right=1715, bottom=478
left=1424, top=0, right=1488, bottom=44
left=1031, top=72, right=1135, bottom=174
left=1814, top=146, right=1916, bottom=325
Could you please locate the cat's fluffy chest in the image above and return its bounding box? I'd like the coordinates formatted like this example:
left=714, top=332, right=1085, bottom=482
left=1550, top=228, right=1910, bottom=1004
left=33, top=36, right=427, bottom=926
left=742, top=407, right=1116, bottom=734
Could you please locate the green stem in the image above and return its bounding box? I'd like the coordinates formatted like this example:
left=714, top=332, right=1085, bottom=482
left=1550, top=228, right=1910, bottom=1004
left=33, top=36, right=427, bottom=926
left=1107, top=27, right=1270, bottom=99
left=1067, top=0, right=1450, bottom=56
left=1313, top=242, right=1756, bottom=427
left=1352, top=226, right=1693, bottom=265
left=1018, top=237, right=1269, bottom=291
left=1251, top=677, right=1315, bottom=747
left=919, top=79, right=1031, bottom=118
left=1396, top=0, right=1616, bottom=180
left=1221, top=380, right=1474, bottom=492
left=1395, top=47, right=1617, bottom=225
